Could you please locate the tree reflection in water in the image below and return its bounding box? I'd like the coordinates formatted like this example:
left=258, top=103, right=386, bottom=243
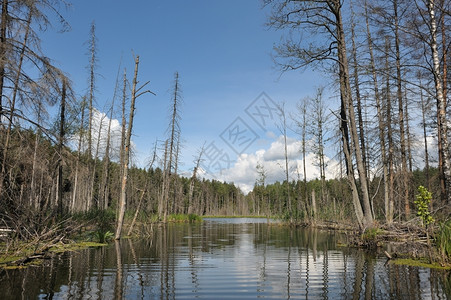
left=0, top=219, right=449, bottom=299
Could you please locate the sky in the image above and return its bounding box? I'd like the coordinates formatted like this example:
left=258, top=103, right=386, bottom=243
left=40, top=0, right=341, bottom=193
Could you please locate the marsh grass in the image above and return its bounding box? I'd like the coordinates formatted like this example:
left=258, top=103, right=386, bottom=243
left=435, top=219, right=451, bottom=263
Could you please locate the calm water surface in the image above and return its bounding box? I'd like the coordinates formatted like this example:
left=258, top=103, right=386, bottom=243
left=1, top=218, right=450, bottom=299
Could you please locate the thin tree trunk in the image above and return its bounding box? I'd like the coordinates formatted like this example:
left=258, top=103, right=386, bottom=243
left=188, top=144, right=204, bottom=215
left=428, top=0, right=451, bottom=206
left=404, top=86, right=413, bottom=173
left=100, top=105, right=113, bottom=210
left=385, top=36, right=396, bottom=223
left=167, top=72, right=181, bottom=214
left=71, top=98, right=86, bottom=212
left=419, top=77, right=430, bottom=191
left=311, top=189, right=316, bottom=223
left=87, top=22, right=96, bottom=159
left=350, top=2, right=368, bottom=180
left=335, top=1, right=373, bottom=228
left=439, top=0, right=447, bottom=202
left=57, top=80, right=67, bottom=217
left=100, top=65, right=121, bottom=210
left=115, top=56, right=151, bottom=240
left=0, top=0, right=8, bottom=121
left=278, top=103, right=291, bottom=220
left=393, top=0, right=410, bottom=218
left=365, top=2, right=392, bottom=223
left=127, top=189, right=145, bottom=236
left=30, top=124, right=40, bottom=210
left=88, top=113, right=105, bottom=210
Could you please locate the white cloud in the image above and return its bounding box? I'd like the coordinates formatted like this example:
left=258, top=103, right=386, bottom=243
left=68, top=108, right=125, bottom=161
left=204, top=135, right=339, bottom=194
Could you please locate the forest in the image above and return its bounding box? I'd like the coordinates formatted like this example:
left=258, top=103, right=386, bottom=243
left=0, top=0, right=450, bottom=262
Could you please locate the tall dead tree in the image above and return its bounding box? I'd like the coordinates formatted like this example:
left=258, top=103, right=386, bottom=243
left=188, top=144, right=205, bottom=214
left=392, top=0, right=410, bottom=218
left=295, top=98, right=309, bottom=219
left=364, top=1, right=393, bottom=223
left=165, top=72, right=182, bottom=215
left=307, top=87, right=329, bottom=204
left=71, top=97, right=86, bottom=212
left=276, top=102, right=292, bottom=219
left=57, top=79, right=67, bottom=216
left=266, top=0, right=373, bottom=229
left=115, top=56, right=153, bottom=240
left=350, top=1, right=368, bottom=180
left=87, top=21, right=97, bottom=159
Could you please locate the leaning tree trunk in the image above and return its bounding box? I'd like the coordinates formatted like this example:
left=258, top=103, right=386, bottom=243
left=335, top=0, right=373, bottom=229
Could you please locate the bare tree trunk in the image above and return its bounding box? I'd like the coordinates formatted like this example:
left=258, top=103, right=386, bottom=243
left=88, top=113, right=105, bottom=210
left=120, top=69, right=127, bottom=182
left=160, top=140, right=169, bottom=222
left=30, top=119, right=41, bottom=210
left=335, top=1, right=373, bottom=228
left=404, top=86, right=413, bottom=173
left=87, top=21, right=96, bottom=160
left=427, top=0, right=451, bottom=206
left=393, top=0, right=410, bottom=218
left=127, top=189, right=145, bottom=236
left=277, top=103, right=291, bottom=220
left=188, top=144, right=204, bottom=215
left=100, top=106, right=113, bottom=210
left=0, top=0, right=8, bottom=121
left=167, top=72, right=182, bottom=214
left=115, top=56, right=152, bottom=240
left=385, top=37, right=396, bottom=223
left=419, top=78, right=434, bottom=207
left=439, top=0, right=447, bottom=203
left=71, top=98, right=86, bottom=213
left=311, top=189, right=316, bottom=223
left=365, top=2, right=392, bottom=223
left=350, top=2, right=368, bottom=180
left=100, top=66, right=121, bottom=210
left=419, top=77, right=430, bottom=192
left=57, top=80, right=67, bottom=217
left=300, top=100, right=308, bottom=219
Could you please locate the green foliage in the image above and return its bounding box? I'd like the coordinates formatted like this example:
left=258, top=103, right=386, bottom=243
left=435, top=219, right=451, bottom=261
left=414, top=186, right=434, bottom=226
left=74, top=209, right=115, bottom=243
left=90, top=230, right=114, bottom=244
left=188, top=214, right=202, bottom=222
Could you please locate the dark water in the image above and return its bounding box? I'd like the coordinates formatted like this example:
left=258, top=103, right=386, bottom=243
left=1, top=218, right=450, bottom=299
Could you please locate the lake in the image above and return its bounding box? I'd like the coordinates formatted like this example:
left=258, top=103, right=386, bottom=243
left=0, top=218, right=450, bottom=299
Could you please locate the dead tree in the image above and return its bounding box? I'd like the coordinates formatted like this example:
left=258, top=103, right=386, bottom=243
left=188, top=144, right=205, bottom=214
left=266, top=0, right=373, bottom=229
left=115, top=55, right=153, bottom=240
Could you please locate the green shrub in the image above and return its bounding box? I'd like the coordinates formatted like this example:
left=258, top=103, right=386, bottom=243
left=415, top=186, right=434, bottom=226
left=91, top=230, right=114, bottom=244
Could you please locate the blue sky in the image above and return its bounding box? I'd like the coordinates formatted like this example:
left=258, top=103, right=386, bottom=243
left=40, top=0, right=334, bottom=191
